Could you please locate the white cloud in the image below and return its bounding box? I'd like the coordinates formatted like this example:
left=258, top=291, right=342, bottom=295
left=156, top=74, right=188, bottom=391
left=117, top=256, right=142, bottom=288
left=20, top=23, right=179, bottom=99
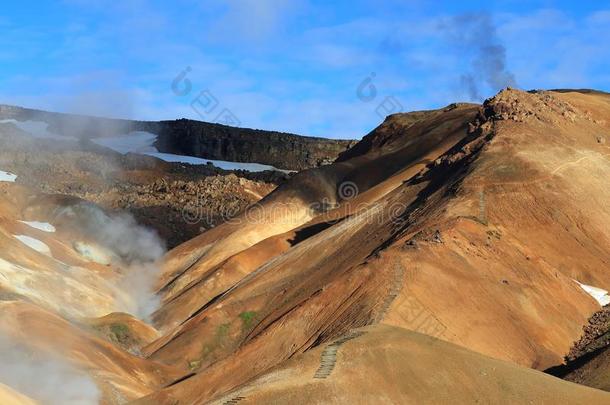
left=2, top=3, right=609, bottom=139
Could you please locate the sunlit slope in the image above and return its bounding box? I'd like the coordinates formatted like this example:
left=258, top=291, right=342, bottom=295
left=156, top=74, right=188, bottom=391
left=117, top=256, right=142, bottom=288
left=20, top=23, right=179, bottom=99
left=0, top=182, right=182, bottom=403
left=0, top=383, right=37, bottom=405
left=378, top=89, right=610, bottom=369
left=207, top=325, right=610, bottom=405
left=140, top=89, right=610, bottom=403
left=154, top=103, right=480, bottom=329
left=2, top=88, right=609, bottom=404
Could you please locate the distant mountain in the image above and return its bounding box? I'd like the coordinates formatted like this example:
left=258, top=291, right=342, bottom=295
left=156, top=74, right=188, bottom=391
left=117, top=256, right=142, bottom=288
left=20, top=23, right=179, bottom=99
left=0, top=105, right=356, bottom=170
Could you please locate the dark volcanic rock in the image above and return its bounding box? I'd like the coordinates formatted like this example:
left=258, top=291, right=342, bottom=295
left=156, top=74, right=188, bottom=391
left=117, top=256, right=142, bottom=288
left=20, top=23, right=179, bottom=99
left=155, top=119, right=356, bottom=171
left=0, top=105, right=356, bottom=171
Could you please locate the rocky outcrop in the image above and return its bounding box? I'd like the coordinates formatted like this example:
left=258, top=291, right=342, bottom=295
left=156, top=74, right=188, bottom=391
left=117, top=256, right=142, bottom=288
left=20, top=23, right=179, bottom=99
left=0, top=121, right=284, bottom=248
left=0, top=105, right=356, bottom=170
left=155, top=119, right=356, bottom=171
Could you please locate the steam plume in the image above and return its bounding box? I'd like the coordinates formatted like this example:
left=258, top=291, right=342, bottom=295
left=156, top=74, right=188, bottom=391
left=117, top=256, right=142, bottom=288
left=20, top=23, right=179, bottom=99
left=0, top=334, right=100, bottom=405
left=441, top=12, right=518, bottom=101
left=55, top=202, right=165, bottom=320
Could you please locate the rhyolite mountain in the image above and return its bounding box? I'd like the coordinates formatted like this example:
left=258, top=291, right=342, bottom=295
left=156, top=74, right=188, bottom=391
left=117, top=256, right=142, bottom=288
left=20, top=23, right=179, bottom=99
left=1, top=88, right=610, bottom=404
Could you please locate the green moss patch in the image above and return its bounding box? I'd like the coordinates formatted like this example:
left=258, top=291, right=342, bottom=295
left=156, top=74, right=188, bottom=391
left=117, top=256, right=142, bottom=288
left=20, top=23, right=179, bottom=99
left=238, top=311, right=258, bottom=331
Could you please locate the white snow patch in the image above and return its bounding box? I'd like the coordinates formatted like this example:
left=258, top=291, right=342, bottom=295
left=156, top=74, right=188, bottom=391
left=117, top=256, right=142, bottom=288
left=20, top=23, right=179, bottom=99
left=0, top=170, right=17, bottom=182
left=575, top=280, right=610, bottom=306
left=146, top=152, right=283, bottom=172
left=91, top=131, right=289, bottom=172
left=0, top=119, right=72, bottom=140
left=19, top=221, right=56, bottom=233
left=13, top=235, right=51, bottom=255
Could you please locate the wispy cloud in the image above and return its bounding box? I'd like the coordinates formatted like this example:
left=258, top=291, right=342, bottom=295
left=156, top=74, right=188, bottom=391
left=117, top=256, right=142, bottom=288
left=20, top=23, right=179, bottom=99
left=1, top=2, right=609, bottom=138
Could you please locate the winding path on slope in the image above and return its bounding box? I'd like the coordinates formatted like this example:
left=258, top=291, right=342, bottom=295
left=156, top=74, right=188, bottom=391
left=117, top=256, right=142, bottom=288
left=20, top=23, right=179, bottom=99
left=373, top=261, right=406, bottom=324
left=313, top=331, right=368, bottom=379
left=481, top=147, right=610, bottom=189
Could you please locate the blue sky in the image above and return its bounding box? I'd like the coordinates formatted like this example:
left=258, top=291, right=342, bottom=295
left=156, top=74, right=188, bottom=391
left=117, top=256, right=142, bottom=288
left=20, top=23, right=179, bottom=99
left=1, top=1, right=608, bottom=139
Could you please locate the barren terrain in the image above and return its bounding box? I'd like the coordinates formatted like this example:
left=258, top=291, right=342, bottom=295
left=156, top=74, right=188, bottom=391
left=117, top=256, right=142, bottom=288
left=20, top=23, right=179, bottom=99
left=0, top=89, right=609, bottom=404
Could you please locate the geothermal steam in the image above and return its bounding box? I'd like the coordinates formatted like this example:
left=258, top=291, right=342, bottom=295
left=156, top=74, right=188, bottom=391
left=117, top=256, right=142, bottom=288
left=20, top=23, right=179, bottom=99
left=440, top=12, right=518, bottom=101
left=0, top=334, right=100, bottom=405
left=56, top=202, right=165, bottom=320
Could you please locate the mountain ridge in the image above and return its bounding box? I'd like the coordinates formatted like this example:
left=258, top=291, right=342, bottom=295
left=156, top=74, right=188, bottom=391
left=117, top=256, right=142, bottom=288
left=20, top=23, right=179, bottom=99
left=0, top=104, right=356, bottom=170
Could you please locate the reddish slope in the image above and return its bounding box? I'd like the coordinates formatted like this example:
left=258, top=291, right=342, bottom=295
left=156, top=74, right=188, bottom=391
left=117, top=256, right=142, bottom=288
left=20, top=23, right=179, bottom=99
left=138, top=89, right=610, bottom=403
left=153, top=103, right=480, bottom=330
left=0, top=301, right=183, bottom=403
left=207, top=325, right=610, bottom=405
left=2, top=89, right=609, bottom=404
left=0, top=384, right=37, bottom=405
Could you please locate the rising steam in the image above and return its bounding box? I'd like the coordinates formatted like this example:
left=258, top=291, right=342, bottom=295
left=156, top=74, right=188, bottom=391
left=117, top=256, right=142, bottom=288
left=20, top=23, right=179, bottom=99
left=440, top=12, right=518, bottom=101
left=55, top=202, right=166, bottom=320
left=0, top=115, right=164, bottom=404
left=0, top=334, right=100, bottom=405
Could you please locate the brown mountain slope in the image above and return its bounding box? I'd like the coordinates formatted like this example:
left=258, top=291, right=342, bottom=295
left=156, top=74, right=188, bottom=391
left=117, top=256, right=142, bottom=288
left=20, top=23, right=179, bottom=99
left=1, top=88, right=609, bottom=404
left=377, top=89, right=610, bottom=368
left=0, top=301, right=183, bottom=403
left=153, top=102, right=480, bottom=329
left=137, top=89, right=610, bottom=403
left=0, top=384, right=37, bottom=405
left=204, top=325, right=610, bottom=405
